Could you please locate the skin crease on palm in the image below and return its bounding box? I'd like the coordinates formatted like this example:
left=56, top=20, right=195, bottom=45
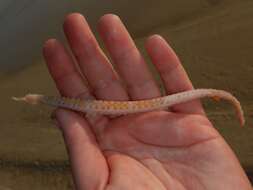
left=42, top=13, right=252, bottom=190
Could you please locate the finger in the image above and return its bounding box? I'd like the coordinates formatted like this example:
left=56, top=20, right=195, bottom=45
left=63, top=13, right=128, bottom=101
left=43, top=39, right=108, bottom=189
left=43, top=38, right=108, bottom=130
left=98, top=14, right=161, bottom=100
left=43, top=39, right=89, bottom=98
left=145, top=35, right=205, bottom=115
left=56, top=109, right=108, bottom=190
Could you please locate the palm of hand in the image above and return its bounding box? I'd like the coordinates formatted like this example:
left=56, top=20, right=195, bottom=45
left=91, top=111, right=234, bottom=190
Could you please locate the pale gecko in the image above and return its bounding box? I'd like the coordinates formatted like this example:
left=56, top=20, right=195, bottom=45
left=12, top=88, right=245, bottom=126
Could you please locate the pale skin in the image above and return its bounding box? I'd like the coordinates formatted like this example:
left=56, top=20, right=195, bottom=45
left=43, top=13, right=252, bottom=190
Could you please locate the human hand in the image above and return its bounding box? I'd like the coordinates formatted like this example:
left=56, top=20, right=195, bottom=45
left=43, top=13, right=252, bottom=190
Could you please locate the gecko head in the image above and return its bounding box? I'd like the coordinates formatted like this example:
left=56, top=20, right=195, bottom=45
left=12, top=94, right=44, bottom=105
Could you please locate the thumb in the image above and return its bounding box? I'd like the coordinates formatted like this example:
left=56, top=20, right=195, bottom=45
left=56, top=108, right=109, bottom=190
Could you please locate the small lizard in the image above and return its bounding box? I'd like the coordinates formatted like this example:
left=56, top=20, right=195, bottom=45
left=12, top=88, right=245, bottom=126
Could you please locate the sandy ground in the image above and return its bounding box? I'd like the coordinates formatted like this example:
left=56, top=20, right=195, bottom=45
left=0, top=1, right=253, bottom=189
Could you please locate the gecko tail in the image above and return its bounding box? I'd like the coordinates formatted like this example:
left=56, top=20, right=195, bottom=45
left=12, top=94, right=44, bottom=105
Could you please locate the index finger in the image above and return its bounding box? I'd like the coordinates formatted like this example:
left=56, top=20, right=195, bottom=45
left=43, top=39, right=89, bottom=98
left=43, top=39, right=109, bottom=189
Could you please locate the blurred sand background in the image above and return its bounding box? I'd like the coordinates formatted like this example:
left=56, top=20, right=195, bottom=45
left=0, top=1, right=253, bottom=189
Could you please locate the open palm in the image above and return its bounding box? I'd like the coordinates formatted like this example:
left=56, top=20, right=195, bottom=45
left=43, top=13, right=251, bottom=189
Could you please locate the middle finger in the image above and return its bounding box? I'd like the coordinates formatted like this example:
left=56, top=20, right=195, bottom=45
left=98, top=14, right=161, bottom=100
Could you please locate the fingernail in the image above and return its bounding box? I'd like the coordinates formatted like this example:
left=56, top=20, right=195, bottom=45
left=43, top=39, right=58, bottom=58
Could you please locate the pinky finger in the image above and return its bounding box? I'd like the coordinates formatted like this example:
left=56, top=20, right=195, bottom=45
left=145, top=35, right=205, bottom=115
